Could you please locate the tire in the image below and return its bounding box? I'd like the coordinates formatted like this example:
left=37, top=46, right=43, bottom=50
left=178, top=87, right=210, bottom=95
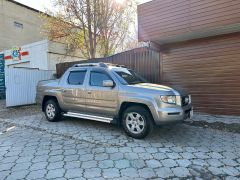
left=122, top=106, right=154, bottom=139
left=44, top=99, right=61, bottom=122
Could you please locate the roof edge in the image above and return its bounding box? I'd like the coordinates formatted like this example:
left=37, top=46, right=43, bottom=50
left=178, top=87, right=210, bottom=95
left=7, top=0, right=45, bottom=14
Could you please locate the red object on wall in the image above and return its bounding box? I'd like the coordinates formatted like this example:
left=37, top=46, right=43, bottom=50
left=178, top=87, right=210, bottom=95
left=21, top=51, right=29, bottom=56
left=4, top=51, right=29, bottom=60
left=4, top=55, right=12, bottom=60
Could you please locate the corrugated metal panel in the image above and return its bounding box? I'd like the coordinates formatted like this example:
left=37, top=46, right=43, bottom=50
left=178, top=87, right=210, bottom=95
left=56, top=47, right=161, bottom=84
left=5, top=68, right=54, bottom=107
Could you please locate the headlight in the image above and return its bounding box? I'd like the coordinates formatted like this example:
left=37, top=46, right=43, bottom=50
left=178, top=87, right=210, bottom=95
left=160, top=95, right=176, bottom=104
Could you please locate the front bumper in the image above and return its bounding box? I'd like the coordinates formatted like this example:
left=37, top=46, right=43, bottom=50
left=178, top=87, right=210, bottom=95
left=153, top=104, right=193, bottom=125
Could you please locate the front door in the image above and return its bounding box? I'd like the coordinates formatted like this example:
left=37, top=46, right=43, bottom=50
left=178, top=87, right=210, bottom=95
left=85, top=70, right=118, bottom=117
left=61, top=70, right=87, bottom=113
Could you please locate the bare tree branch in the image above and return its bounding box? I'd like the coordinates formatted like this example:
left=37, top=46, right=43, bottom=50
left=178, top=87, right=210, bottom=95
left=41, top=0, right=137, bottom=59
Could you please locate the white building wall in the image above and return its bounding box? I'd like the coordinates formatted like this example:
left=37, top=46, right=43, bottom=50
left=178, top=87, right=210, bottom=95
left=3, top=40, right=49, bottom=70
left=1, top=40, right=85, bottom=71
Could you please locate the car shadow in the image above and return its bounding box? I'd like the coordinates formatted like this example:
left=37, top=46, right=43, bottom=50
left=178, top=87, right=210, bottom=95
left=60, top=116, right=198, bottom=145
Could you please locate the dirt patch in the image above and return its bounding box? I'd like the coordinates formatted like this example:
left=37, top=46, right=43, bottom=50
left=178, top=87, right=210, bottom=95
left=0, top=100, right=41, bottom=119
left=185, top=120, right=240, bottom=134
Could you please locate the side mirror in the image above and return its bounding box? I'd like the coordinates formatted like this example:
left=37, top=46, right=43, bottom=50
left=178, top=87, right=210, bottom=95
left=103, top=80, right=114, bottom=87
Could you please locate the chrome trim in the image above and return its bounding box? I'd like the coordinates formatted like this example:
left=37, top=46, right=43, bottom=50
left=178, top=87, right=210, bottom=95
left=63, top=112, right=112, bottom=123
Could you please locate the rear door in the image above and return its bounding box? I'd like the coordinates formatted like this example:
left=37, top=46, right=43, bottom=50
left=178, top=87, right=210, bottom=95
left=61, top=70, right=87, bottom=112
left=85, top=69, right=118, bottom=117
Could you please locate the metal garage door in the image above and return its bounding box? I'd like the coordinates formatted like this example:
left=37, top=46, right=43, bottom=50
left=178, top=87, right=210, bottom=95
left=5, top=68, right=54, bottom=107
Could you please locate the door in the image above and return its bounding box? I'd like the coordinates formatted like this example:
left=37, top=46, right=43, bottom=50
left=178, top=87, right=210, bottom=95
left=5, top=68, right=54, bottom=107
left=61, top=70, right=87, bottom=112
left=85, top=70, right=118, bottom=117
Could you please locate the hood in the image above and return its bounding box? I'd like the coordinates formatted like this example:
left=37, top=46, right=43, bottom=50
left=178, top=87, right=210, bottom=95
left=129, top=83, right=179, bottom=95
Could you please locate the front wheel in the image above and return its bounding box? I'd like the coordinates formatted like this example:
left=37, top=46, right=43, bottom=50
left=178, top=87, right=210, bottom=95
left=44, top=99, right=61, bottom=122
left=122, top=106, right=153, bottom=139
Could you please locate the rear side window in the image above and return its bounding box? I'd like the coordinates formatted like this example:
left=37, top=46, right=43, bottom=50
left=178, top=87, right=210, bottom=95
left=68, top=71, right=86, bottom=85
left=90, top=71, right=111, bottom=87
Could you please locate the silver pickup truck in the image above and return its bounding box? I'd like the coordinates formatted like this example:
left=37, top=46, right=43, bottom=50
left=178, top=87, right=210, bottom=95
left=36, top=63, right=193, bottom=139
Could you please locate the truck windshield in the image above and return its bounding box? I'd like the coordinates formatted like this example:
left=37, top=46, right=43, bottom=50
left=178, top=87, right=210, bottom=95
left=113, top=68, right=147, bottom=85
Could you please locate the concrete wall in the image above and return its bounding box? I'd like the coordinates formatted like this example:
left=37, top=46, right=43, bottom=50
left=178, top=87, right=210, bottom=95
left=48, top=53, right=85, bottom=71
left=47, top=41, right=85, bottom=71
left=0, top=0, right=46, bottom=51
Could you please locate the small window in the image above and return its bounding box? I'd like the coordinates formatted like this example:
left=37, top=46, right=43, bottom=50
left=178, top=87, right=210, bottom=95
left=90, top=71, right=112, bottom=87
left=14, top=21, right=23, bottom=29
left=68, top=71, right=86, bottom=85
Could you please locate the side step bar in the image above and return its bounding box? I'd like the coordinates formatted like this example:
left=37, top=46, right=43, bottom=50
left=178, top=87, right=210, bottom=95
left=63, top=112, right=113, bottom=123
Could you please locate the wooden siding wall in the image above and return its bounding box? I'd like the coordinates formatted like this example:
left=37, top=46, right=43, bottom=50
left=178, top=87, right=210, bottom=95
left=138, top=0, right=240, bottom=42
left=56, top=47, right=161, bottom=83
left=161, top=33, right=240, bottom=115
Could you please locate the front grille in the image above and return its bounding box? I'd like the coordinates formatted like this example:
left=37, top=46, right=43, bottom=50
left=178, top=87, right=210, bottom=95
left=181, top=95, right=189, bottom=106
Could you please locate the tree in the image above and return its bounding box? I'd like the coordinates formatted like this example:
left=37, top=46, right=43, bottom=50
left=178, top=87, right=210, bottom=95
left=41, top=0, right=136, bottom=59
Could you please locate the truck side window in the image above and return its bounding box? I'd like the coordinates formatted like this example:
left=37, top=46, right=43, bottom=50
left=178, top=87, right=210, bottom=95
left=90, top=71, right=111, bottom=87
left=68, top=71, right=86, bottom=85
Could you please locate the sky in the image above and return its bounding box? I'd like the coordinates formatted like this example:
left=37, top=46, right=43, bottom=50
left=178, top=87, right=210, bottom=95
left=15, top=0, right=151, bottom=12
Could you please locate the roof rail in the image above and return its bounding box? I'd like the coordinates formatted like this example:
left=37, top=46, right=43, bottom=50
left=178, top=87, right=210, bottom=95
left=72, top=62, right=110, bottom=68
left=72, top=63, right=99, bottom=67
left=72, top=62, right=126, bottom=68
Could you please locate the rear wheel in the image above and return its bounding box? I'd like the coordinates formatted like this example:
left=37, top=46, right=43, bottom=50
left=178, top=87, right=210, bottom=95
left=122, top=106, right=153, bottom=139
left=44, top=99, right=61, bottom=122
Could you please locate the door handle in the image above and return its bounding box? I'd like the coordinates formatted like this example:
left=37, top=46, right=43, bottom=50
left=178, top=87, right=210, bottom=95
left=87, top=91, right=92, bottom=94
left=62, top=89, right=67, bottom=93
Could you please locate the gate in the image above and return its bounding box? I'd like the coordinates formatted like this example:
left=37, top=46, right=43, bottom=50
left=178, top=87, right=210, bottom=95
left=5, top=68, right=54, bottom=107
left=0, top=54, right=5, bottom=99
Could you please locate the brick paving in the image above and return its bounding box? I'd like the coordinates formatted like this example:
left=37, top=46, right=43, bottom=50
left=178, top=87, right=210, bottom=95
left=0, top=103, right=240, bottom=179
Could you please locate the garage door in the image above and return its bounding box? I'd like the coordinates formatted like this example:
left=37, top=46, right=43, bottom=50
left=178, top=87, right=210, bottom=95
left=161, top=33, right=240, bottom=115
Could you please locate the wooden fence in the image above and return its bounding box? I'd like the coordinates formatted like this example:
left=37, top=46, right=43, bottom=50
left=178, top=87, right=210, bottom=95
left=56, top=47, right=161, bottom=83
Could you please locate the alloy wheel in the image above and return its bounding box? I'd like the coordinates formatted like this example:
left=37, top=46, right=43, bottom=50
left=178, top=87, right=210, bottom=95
left=126, top=112, right=145, bottom=134
left=46, top=104, right=56, bottom=119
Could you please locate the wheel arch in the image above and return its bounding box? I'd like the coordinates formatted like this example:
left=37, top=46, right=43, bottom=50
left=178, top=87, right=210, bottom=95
left=42, top=95, right=59, bottom=111
left=118, top=102, right=155, bottom=125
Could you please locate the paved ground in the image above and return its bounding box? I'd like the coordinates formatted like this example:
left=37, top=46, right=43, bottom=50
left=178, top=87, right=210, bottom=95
left=0, top=102, right=240, bottom=179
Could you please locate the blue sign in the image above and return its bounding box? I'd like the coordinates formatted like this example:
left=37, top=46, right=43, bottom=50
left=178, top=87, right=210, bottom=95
left=0, top=54, right=5, bottom=99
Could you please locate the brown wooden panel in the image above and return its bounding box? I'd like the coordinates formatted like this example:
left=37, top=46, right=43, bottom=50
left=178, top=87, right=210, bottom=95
left=139, top=1, right=240, bottom=27
left=138, top=0, right=240, bottom=42
left=161, top=33, right=240, bottom=115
